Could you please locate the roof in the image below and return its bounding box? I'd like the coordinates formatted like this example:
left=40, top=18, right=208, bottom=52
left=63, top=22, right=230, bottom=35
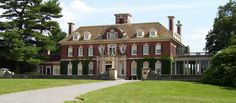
left=59, top=22, right=178, bottom=44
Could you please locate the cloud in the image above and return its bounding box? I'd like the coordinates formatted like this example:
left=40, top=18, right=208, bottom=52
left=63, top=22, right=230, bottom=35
left=182, top=27, right=211, bottom=52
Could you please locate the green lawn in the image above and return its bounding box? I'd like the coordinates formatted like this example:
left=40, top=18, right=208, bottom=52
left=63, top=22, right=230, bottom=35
left=0, top=79, right=102, bottom=95
left=66, top=81, right=236, bottom=103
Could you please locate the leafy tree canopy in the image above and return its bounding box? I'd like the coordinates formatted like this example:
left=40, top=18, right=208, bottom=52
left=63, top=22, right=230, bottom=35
left=205, top=0, right=236, bottom=54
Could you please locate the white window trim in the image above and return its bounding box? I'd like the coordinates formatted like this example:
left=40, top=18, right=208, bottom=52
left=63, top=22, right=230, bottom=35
left=143, top=61, right=149, bottom=68
left=131, top=44, right=137, bottom=55
left=131, top=61, right=137, bottom=75
left=155, top=61, right=162, bottom=74
left=67, top=46, right=73, bottom=57
left=155, top=43, right=162, bottom=55
left=67, top=62, right=72, bottom=75
left=83, top=32, right=91, bottom=40
left=143, top=43, right=149, bottom=55
left=78, top=46, right=83, bottom=57
left=149, top=31, right=157, bottom=37
left=137, top=32, right=144, bottom=38
left=88, top=45, right=93, bottom=56
left=73, top=35, right=80, bottom=40
left=78, top=62, right=83, bottom=75
left=89, top=61, right=94, bottom=75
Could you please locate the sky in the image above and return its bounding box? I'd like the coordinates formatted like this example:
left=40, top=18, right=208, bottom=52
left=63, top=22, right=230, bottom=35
left=0, top=0, right=230, bottom=52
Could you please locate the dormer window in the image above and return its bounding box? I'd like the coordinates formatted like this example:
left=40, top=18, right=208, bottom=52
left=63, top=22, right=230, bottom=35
left=136, top=29, right=144, bottom=38
left=83, top=31, right=91, bottom=40
left=72, top=32, right=80, bottom=40
left=149, top=31, right=157, bottom=37
left=107, top=29, right=117, bottom=39
left=149, top=28, right=157, bottom=37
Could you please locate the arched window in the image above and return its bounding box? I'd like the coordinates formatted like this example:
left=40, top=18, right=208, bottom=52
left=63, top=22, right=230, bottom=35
left=78, top=46, right=83, bottom=56
left=155, top=60, right=162, bottom=74
left=131, top=44, right=137, bottom=55
left=78, top=62, right=83, bottom=75
left=72, top=32, right=80, bottom=40
left=143, top=61, right=149, bottom=68
left=83, top=31, right=91, bottom=40
left=143, top=43, right=149, bottom=55
left=88, top=45, right=93, bottom=56
left=131, top=61, right=137, bottom=75
left=149, top=28, right=157, bottom=37
left=67, top=46, right=73, bottom=57
left=89, top=61, right=94, bottom=75
left=136, top=28, right=144, bottom=38
left=155, top=43, right=162, bottom=55
left=68, top=62, right=72, bottom=75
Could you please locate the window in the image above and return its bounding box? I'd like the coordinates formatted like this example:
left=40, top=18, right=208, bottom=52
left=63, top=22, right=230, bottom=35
left=119, top=62, right=125, bottom=75
left=78, top=46, right=83, bottom=56
left=83, top=31, right=91, bottom=40
left=88, top=45, right=93, bottom=56
left=67, top=46, right=73, bottom=57
left=53, top=65, right=60, bottom=75
left=136, top=29, right=144, bottom=38
left=107, top=29, right=117, bottom=39
left=68, top=62, right=72, bottom=75
left=155, top=61, right=162, bottom=74
left=131, top=44, right=137, bottom=55
left=78, top=62, right=83, bottom=75
left=149, top=28, right=158, bottom=37
left=131, top=61, right=137, bottom=75
left=149, top=31, right=157, bottom=37
left=155, top=43, right=162, bottom=55
left=89, top=61, right=93, bottom=75
left=143, top=61, right=149, bottom=68
left=143, top=43, right=149, bottom=55
left=73, top=35, right=80, bottom=40
left=108, top=44, right=116, bottom=55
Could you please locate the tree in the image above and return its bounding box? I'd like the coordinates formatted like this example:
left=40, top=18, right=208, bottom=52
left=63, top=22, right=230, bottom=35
left=0, top=0, right=65, bottom=72
left=204, top=0, right=236, bottom=54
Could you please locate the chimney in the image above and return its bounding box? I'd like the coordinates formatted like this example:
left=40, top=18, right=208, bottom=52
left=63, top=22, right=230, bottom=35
left=176, top=20, right=182, bottom=35
left=168, top=16, right=175, bottom=33
left=114, top=13, right=132, bottom=24
left=68, top=22, right=74, bottom=35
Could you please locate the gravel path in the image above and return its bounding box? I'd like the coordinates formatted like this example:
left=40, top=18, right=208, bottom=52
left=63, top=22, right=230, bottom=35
left=0, top=80, right=138, bottom=103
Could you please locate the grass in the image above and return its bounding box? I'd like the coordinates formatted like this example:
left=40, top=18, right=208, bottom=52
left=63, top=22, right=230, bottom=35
left=65, top=81, right=236, bottom=103
left=0, top=79, right=103, bottom=95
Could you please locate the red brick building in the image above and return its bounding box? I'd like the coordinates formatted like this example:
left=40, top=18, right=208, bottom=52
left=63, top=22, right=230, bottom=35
left=38, top=13, right=188, bottom=79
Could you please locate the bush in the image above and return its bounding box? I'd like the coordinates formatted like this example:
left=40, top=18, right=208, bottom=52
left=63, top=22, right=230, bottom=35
left=202, top=45, right=236, bottom=87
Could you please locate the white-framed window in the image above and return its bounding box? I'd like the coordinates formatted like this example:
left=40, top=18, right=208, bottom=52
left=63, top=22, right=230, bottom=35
left=73, top=35, right=80, bottom=40
left=53, top=65, right=60, bottom=75
left=131, top=61, right=137, bottom=75
left=155, top=60, right=162, bottom=74
left=143, top=43, right=149, bottom=55
left=149, top=28, right=158, bottom=37
left=68, top=62, right=72, bottom=75
left=83, top=31, right=91, bottom=40
left=136, top=29, right=144, bottom=38
left=78, top=46, right=83, bottom=56
left=78, top=62, right=83, bottom=75
left=143, top=61, right=149, bottom=68
left=107, top=44, right=116, bottom=55
left=149, top=31, right=157, bottom=37
left=88, top=45, right=93, bottom=56
left=155, top=43, right=162, bottom=55
left=131, top=44, right=137, bottom=55
left=89, top=61, right=93, bottom=75
left=107, top=29, right=117, bottom=39
left=67, top=46, right=73, bottom=57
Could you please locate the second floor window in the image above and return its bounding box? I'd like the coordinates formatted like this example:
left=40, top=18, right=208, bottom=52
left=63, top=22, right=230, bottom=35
left=67, top=46, right=73, bottom=57
left=88, top=45, right=93, bottom=56
left=155, top=43, right=162, bottom=55
left=143, top=43, right=149, bottom=55
left=131, top=44, right=137, bottom=55
left=78, top=46, right=83, bottom=56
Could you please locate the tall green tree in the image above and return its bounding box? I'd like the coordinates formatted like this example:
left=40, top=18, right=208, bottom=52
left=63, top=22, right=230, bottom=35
left=0, top=0, right=65, bottom=72
left=205, top=0, right=236, bottom=54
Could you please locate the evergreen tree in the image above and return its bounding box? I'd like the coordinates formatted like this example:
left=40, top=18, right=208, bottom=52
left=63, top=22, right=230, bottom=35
left=0, top=0, right=65, bottom=72
left=205, top=0, right=236, bottom=54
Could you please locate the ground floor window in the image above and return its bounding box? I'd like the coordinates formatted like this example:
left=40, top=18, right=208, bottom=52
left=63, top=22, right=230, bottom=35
left=131, top=61, right=137, bottom=75
left=53, top=65, right=60, bottom=75
left=155, top=60, right=162, bottom=74
left=68, top=62, right=72, bottom=75
left=78, top=62, right=83, bottom=75
left=89, top=61, right=94, bottom=75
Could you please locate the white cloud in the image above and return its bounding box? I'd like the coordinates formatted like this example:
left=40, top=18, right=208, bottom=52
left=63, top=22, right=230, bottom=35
left=182, top=27, right=211, bottom=52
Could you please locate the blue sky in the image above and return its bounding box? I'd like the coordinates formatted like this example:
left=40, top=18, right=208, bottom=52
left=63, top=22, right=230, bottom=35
left=0, top=0, right=230, bottom=52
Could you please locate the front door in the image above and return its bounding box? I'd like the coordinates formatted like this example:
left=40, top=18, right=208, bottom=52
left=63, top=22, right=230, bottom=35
left=105, top=65, right=112, bottom=72
left=46, top=66, right=51, bottom=75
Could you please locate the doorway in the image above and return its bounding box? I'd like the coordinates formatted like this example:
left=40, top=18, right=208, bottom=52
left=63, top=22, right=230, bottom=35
left=105, top=65, right=112, bottom=72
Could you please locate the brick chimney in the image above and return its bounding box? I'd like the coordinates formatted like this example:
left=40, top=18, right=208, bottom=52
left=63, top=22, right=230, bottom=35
left=114, top=13, right=132, bottom=24
left=68, top=22, right=74, bottom=35
left=176, top=20, right=182, bottom=35
left=168, top=16, right=175, bottom=33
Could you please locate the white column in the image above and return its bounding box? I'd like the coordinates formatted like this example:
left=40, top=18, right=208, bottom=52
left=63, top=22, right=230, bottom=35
left=195, top=60, right=197, bottom=75
left=199, top=60, right=202, bottom=75
left=174, top=61, right=177, bottom=75
left=187, top=61, right=189, bottom=75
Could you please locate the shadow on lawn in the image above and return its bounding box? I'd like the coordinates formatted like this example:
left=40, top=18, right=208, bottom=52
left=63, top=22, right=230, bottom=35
left=191, top=81, right=236, bottom=91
